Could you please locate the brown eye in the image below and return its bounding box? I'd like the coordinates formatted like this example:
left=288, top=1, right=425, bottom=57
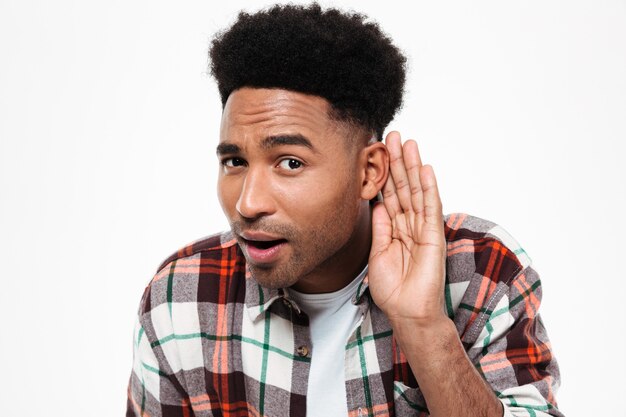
left=278, top=158, right=303, bottom=170
left=223, top=157, right=246, bottom=167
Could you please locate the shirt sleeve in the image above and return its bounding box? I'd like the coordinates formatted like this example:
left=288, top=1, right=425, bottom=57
left=467, top=266, right=564, bottom=417
left=126, top=288, right=196, bottom=417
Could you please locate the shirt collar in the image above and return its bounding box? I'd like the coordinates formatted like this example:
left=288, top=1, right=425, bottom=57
left=243, top=263, right=370, bottom=321
left=352, top=269, right=370, bottom=304
left=243, top=268, right=283, bottom=321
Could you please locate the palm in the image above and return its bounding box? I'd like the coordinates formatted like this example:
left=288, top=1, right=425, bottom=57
left=368, top=132, right=447, bottom=323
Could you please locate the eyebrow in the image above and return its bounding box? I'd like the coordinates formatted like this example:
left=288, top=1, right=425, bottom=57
left=216, top=134, right=315, bottom=156
left=216, top=142, right=240, bottom=156
left=260, top=134, right=314, bottom=150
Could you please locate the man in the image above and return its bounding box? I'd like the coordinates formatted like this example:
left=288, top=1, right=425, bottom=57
left=127, top=4, right=562, bottom=417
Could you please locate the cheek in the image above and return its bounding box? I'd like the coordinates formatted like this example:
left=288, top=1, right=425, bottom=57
left=282, top=168, right=360, bottom=225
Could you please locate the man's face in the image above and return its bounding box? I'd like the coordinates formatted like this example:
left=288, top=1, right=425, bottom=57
left=217, top=87, right=369, bottom=291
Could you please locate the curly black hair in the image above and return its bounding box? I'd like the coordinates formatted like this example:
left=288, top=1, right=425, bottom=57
left=209, top=3, right=407, bottom=141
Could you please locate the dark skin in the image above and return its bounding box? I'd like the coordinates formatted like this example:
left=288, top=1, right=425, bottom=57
left=217, top=87, right=387, bottom=294
left=370, top=132, right=504, bottom=417
left=217, top=87, right=503, bottom=417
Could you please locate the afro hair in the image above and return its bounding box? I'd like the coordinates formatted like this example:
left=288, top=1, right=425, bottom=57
left=209, top=3, right=407, bottom=140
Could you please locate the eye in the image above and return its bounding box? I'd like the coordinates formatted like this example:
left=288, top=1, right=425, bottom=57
left=277, top=158, right=303, bottom=170
left=222, top=157, right=246, bottom=168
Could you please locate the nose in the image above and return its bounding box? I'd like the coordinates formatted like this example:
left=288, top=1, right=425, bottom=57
left=235, top=167, right=276, bottom=219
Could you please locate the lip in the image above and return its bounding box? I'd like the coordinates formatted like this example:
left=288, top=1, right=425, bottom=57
left=237, top=230, right=288, bottom=265
left=240, top=230, right=284, bottom=241
left=240, top=238, right=288, bottom=265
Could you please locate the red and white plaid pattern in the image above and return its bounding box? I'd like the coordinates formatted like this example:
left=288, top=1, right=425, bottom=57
left=127, top=213, right=563, bottom=417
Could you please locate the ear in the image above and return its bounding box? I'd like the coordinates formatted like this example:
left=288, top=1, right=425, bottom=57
left=359, top=141, right=389, bottom=200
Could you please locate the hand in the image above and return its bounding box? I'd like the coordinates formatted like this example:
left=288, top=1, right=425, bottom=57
left=368, top=133, right=504, bottom=417
left=368, top=131, right=448, bottom=328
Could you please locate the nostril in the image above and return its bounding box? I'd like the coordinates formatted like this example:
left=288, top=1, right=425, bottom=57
left=235, top=176, right=275, bottom=218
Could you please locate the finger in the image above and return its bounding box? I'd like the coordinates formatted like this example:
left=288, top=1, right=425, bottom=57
left=381, top=159, right=401, bottom=219
left=420, top=165, right=444, bottom=229
left=402, top=140, right=424, bottom=216
left=382, top=132, right=402, bottom=219
left=370, top=202, right=393, bottom=257
left=385, top=131, right=413, bottom=213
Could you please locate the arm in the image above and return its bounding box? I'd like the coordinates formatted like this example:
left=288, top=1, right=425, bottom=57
left=468, top=265, right=562, bottom=417
left=126, top=287, right=195, bottom=417
left=393, top=273, right=562, bottom=417
left=392, top=316, right=503, bottom=416
left=368, top=132, right=550, bottom=416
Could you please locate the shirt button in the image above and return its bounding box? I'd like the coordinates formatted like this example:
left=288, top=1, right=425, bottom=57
left=296, top=345, right=309, bottom=357
left=282, top=299, right=292, bottom=309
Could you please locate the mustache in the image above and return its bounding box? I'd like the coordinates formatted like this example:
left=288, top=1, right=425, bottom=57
left=230, top=219, right=297, bottom=240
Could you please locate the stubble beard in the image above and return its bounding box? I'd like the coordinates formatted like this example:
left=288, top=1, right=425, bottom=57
left=247, top=223, right=351, bottom=290
left=232, top=199, right=359, bottom=290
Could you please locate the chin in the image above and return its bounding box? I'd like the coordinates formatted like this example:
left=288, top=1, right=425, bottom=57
left=247, top=263, right=300, bottom=289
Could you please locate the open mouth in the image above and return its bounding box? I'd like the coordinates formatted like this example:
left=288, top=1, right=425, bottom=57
left=241, top=237, right=288, bottom=264
left=244, top=238, right=287, bottom=250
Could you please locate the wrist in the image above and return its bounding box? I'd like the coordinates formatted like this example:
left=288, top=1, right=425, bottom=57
left=390, top=313, right=453, bottom=337
left=391, top=315, right=459, bottom=356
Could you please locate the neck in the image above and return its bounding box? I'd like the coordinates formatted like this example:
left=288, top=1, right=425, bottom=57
left=290, top=203, right=372, bottom=294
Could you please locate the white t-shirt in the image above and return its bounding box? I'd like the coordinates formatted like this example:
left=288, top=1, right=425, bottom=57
left=288, top=266, right=367, bottom=417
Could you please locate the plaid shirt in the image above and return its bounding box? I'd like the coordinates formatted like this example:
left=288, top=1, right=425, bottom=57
left=127, top=213, right=562, bottom=417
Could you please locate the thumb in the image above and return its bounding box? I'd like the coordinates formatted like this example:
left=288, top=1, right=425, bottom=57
left=370, top=202, right=392, bottom=258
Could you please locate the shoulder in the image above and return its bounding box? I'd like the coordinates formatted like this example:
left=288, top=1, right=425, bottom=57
left=444, top=213, right=542, bottom=343
left=155, top=231, right=240, bottom=273
left=138, top=231, right=244, bottom=315
left=444, top=213, right=532, bottom=286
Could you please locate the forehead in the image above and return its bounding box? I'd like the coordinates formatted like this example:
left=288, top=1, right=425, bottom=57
left=220, top=88, right=338, bottom=144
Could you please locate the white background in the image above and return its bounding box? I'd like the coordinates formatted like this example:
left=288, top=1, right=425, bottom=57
left=1, top=1, right=624, bottom=415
